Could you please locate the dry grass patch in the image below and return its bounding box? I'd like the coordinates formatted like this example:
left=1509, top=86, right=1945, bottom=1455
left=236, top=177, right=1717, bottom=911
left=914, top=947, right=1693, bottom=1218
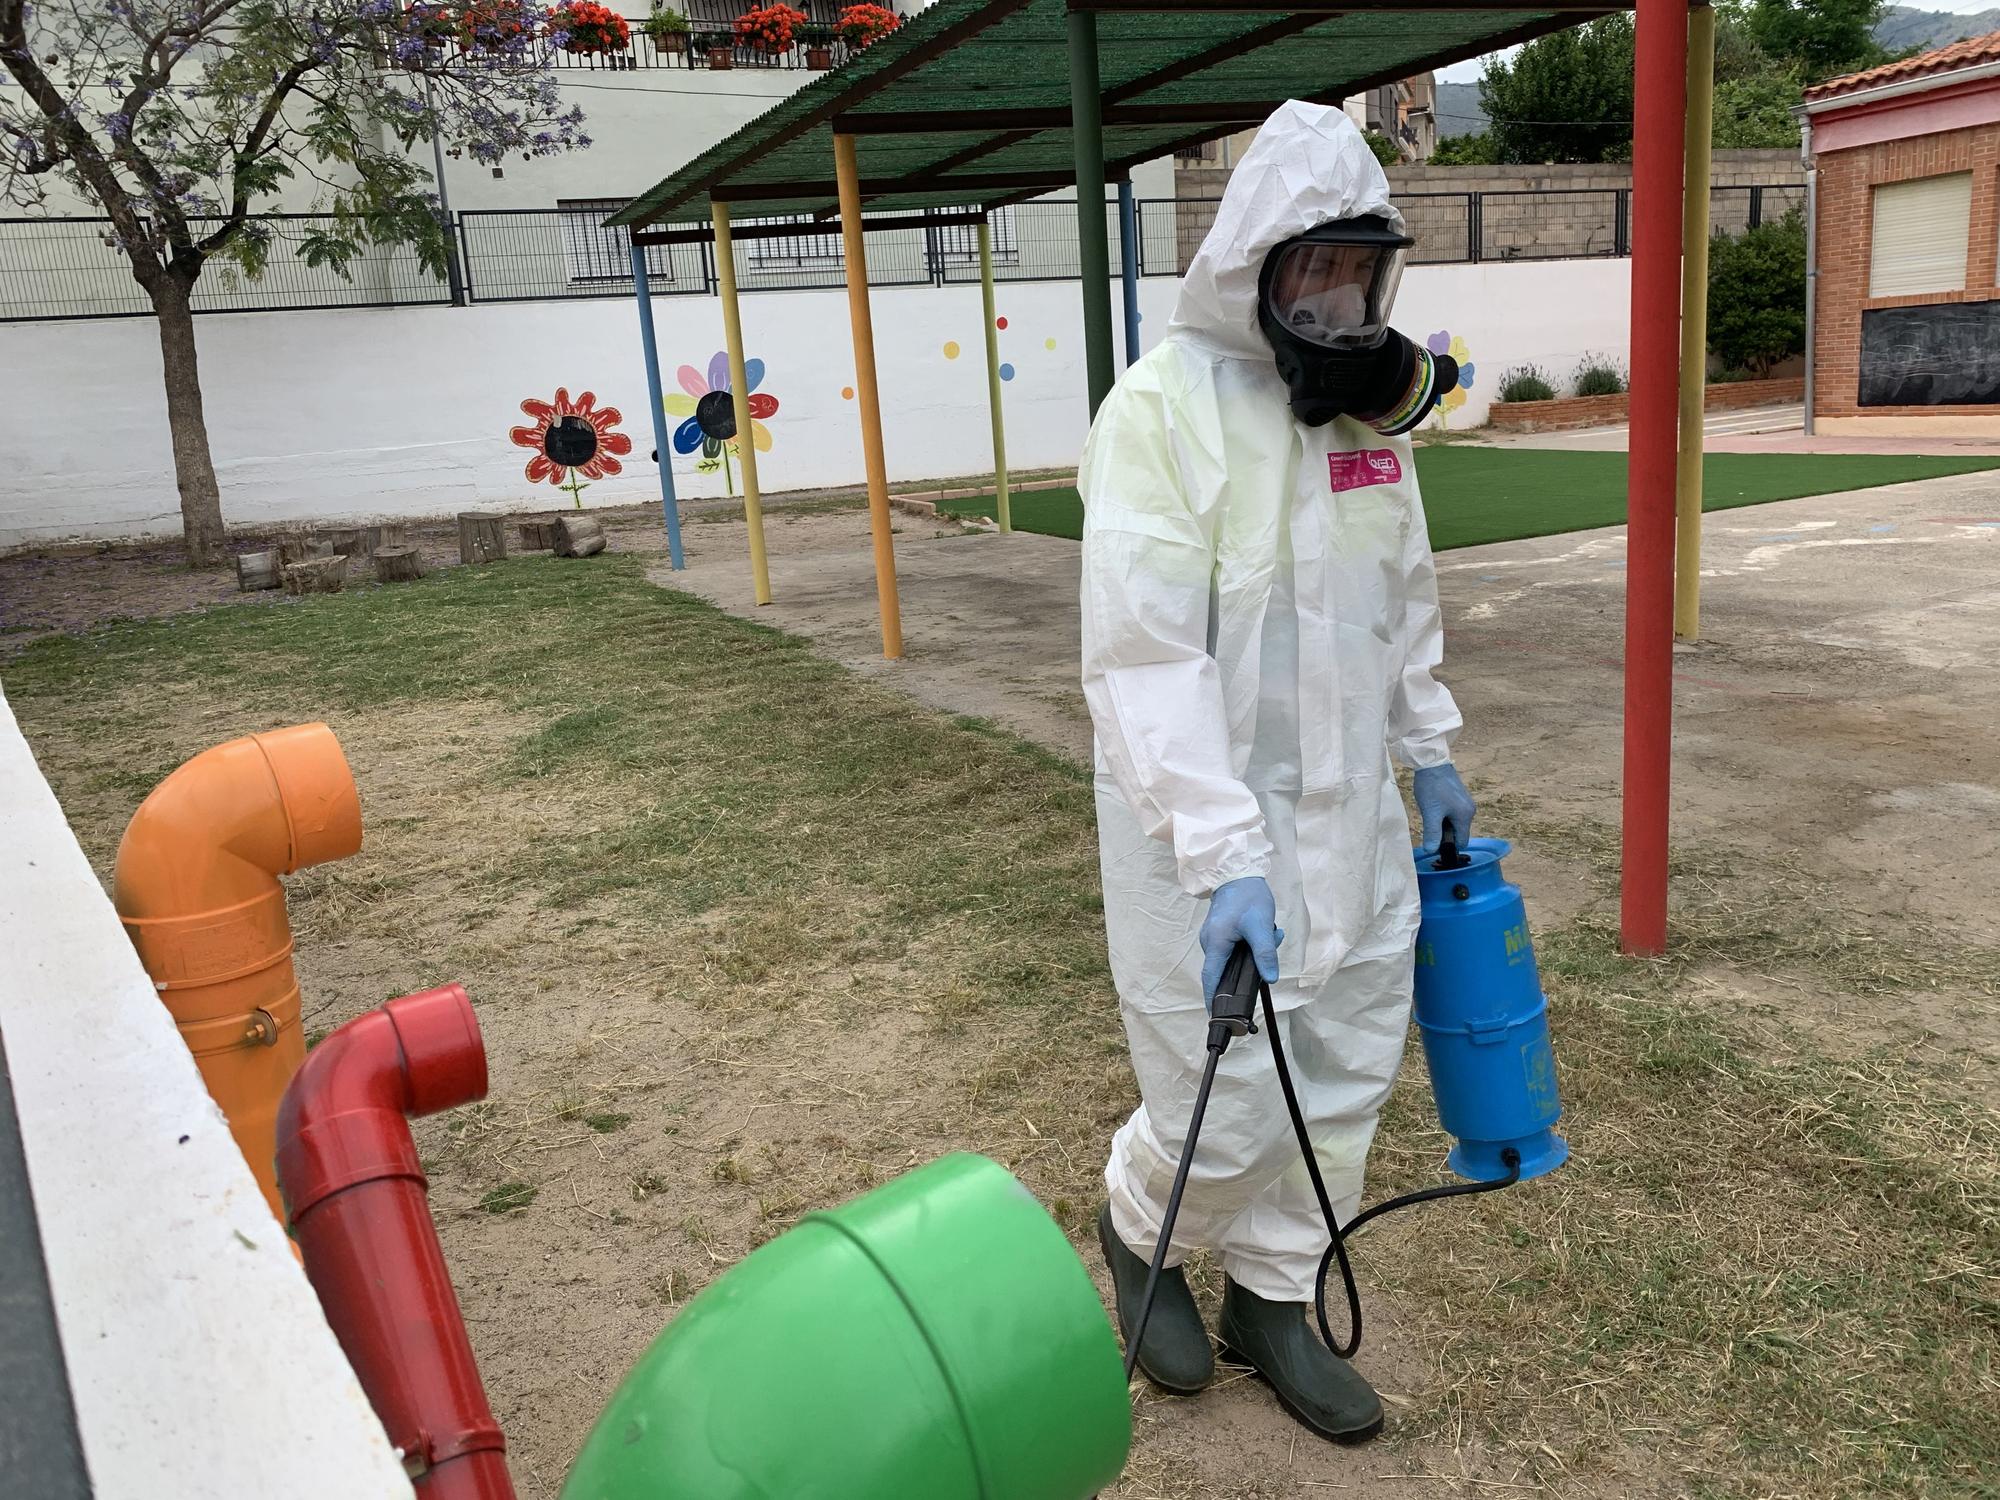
left=5, top=556, right=1993, bottom=1499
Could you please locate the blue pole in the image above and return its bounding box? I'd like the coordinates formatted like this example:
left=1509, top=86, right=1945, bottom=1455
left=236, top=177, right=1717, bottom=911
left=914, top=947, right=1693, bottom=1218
left=1117, top=179, right=1141, bottom=369
left=631, top=243, right=685, bottom=570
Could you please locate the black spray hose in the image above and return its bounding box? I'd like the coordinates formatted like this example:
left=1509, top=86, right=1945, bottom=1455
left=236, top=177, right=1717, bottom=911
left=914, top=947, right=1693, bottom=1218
left=1122, top=1039, right=1226, bottom=1381
left=1123, top=942, right=1520, bottom=1381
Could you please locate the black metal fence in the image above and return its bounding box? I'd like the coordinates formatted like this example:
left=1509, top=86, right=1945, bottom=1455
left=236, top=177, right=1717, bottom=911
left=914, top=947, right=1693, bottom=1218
left=0, top=214, right=455, bottom=321
left=2, top=185, right=1804, bottom=323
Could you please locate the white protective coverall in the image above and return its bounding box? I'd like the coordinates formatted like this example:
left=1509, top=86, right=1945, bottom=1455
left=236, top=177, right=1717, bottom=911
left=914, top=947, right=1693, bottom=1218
left=1084, top=101, right=1463, bottom=1303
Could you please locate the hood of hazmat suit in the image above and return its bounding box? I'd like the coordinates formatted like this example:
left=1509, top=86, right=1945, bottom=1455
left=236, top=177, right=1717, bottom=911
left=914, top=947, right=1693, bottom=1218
left=1080, top=100, right=1462, bottom=1014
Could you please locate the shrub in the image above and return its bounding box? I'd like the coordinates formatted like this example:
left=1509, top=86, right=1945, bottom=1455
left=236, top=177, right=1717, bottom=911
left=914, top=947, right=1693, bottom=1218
left=1498, top=364, right=1557, bottom=403
left=1707, top=210, right=1806, bottom=377
left=1362, top=129, right=1401, bottom=167
left=1571, top=354, right=1626, bottom=397
left=642, top=6, right=688, bottom=41
left=1429, top=132, right=1498, bottom=166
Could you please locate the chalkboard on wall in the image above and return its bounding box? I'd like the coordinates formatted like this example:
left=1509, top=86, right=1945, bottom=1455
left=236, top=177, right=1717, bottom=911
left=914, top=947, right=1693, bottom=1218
left=1859, top=300, right=2000, bottom=407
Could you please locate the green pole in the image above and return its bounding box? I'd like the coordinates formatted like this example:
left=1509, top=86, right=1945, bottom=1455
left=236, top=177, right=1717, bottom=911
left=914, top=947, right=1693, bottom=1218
left=1067, top=6, right=1114, bottom=416
left=979, top=218, right=1012, bottom=533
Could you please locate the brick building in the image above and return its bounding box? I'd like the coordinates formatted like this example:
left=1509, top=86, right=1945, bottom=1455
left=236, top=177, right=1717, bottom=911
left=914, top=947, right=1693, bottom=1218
left=1803, top=32, right=2000, bottom=435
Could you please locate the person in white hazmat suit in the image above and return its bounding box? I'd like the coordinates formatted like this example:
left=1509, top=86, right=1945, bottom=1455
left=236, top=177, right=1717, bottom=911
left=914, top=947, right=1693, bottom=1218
left=1082, top=100, right=1477, bottom=1443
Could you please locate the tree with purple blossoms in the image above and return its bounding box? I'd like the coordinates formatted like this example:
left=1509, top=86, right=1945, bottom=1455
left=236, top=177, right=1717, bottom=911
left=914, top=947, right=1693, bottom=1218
left=0, top=0, right=590, bottom=563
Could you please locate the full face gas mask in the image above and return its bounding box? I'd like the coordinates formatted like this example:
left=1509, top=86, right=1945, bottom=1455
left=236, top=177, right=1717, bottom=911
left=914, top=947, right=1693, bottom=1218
left=1257, top=215, right=1457, bottom=434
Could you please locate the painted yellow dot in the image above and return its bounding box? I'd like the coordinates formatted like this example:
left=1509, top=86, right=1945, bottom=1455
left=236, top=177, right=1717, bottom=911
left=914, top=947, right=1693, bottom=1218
left=942, top=341, right=961, bottom=360
left=1045, top=337, right=1057, bottom=350
left=841, top=386, right=855, bottom=400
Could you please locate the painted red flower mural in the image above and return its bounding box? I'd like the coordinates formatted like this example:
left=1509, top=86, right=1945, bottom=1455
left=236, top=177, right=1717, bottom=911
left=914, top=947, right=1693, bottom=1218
left=510, top=388, right=632, bottom=506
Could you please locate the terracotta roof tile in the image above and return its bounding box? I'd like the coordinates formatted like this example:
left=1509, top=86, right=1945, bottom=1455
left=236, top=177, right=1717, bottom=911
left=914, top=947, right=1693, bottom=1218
left=1804, top=28, right=2000, bottom=102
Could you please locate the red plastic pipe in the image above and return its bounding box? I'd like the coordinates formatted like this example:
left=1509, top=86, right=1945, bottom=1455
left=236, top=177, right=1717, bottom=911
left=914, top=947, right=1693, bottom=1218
left=1621, top=0, right=1690, bottom=956
left=276, top=985, right=516, bottom=1500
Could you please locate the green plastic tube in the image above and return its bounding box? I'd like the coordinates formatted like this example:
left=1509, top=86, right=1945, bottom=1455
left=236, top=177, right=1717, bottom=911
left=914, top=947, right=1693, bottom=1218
left=562, top=1153, right=1131, bottom=1500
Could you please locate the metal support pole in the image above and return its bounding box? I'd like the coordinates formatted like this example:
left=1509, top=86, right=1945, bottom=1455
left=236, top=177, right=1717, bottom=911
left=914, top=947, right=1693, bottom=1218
left=1117, top=178, right=1142, bottom=368
left=1620, top=0, right=1688, bottom=957
left=833, top=133, right=905, bottom=659
left=1802, top=116, right=1818, bottom=437
left=710, top=201, right=773, bottom=606
left=979, top=218, right=1013, bottom=535
left=630, top=245, right=685, bottom=570
left=1068, top=6, right=1115, bottom=415
left=1674, top=2, right=1715, bottom=644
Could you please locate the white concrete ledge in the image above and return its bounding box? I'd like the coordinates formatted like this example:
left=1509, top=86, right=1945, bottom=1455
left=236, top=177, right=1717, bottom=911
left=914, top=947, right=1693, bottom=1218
left=0, top=687, right=410, bottom=1500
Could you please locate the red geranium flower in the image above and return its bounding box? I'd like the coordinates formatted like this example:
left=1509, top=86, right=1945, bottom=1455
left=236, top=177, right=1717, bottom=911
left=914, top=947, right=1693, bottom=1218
left=510, top=388, right=632, bottom=485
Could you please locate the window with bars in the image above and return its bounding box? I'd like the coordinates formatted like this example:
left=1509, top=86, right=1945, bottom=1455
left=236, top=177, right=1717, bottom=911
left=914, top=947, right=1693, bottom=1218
left=745, top=215, right=844, bottom=267
left=932, top=206, right=1016, bottom=265
left=557, top=198, right=677, bottom=286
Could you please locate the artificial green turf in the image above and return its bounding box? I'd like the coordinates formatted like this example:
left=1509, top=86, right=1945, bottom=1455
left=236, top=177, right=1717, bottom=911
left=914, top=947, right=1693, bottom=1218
left=941, top=449, right=2000, bottom=550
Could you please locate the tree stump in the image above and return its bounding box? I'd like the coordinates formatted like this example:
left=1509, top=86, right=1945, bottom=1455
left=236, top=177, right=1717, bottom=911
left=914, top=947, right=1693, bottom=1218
left=554, top=514, right=608, bottom=558
left=372, top=546, right=425, bottom=584
left=517, top=515, right=562, bottom=552
left=276, top=532, right=333, bottom=568
left=235, top=549, right=282, bottom=592
left=326, top=524, right=404, bottom=559
left=282, top=555, right=348, bottom=595
left=458, top=511, right=507, bottom=565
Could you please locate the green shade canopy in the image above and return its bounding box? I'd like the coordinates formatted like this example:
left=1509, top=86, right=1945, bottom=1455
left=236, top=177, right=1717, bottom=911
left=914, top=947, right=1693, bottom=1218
left=609, top=0, right=1623, bottom=229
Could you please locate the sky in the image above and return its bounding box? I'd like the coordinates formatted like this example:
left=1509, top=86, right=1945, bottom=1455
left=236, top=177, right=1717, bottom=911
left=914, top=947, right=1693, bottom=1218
left=1433, top=0, right=2000, bottom=83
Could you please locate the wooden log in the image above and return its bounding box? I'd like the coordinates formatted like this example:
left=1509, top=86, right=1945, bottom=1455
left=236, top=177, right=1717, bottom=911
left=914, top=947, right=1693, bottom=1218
left=458, top=511, right=507, bottom=565
left=235, top=549, right=282, bottom=592
left=554, top=514, right=608, bottom=559
left=372, top=546, right=425, bottom=584
left=275, top=532, right=328, bottom=568
left=516, top=515, right=562, bottom=552
left=281, top=555, right=348, bottom=595
left=325, top=524, right=405, bottom=559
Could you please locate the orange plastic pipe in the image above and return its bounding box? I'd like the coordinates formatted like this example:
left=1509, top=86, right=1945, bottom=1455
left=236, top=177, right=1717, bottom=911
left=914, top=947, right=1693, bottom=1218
left=114, top=723, right=362, bottom=1220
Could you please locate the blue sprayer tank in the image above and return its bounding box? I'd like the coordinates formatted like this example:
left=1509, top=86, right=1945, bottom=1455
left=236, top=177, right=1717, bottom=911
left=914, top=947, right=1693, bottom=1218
left=1411, top=836, right=1569, bottom=1183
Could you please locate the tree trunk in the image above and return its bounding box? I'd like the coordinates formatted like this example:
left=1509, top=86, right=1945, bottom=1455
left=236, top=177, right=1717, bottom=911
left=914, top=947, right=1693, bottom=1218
left=457, top=512, right=507, bottom=565
left=282, top=555, right=348, bottom=594
left=554, top=515, right=608, bottom=558
left=150, top=277, right=228, bottom=567
left=372, top=546, right=426, bottom=583
left=235, top=550, right=282, bottom=591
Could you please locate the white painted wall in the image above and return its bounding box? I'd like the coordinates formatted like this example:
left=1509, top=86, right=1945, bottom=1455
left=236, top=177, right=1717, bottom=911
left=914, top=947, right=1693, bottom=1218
left=0, top=256, right=1630, bottom=547
left=0, top=689, right=413, bottom=1500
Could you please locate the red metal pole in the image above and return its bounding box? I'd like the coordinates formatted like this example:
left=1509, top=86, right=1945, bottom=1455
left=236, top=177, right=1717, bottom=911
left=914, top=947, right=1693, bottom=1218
left=1621, top=0, right=1689, bottom=956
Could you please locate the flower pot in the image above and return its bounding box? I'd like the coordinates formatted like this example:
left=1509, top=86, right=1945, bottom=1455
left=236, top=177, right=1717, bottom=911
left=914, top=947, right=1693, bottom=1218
left=707, top=46, right=733, bottom=68
left=806, top=44, right=831, bottom=68
left=653, top=30, right=685, bottom=51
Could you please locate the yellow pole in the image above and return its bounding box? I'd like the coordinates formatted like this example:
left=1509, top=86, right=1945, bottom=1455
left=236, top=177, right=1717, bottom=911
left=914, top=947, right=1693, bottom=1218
left=711, top=200, right=772, bottom=606
left=978, top=218, right=1012, bottom=534
left=1675, top=3, right=1716, bottom=642
left=834, top=132, right=904, bottom=659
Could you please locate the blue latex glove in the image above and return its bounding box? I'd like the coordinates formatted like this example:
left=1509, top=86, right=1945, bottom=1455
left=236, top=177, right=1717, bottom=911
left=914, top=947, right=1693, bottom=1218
left=1413, top=763, right=1477, bottom=853
left=1199, top=876, right=1283, bottom=1006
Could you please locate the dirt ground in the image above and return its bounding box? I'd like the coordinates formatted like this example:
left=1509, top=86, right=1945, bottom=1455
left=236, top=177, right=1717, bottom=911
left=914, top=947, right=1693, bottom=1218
left=3, top=471, right=1995, bottom=1499
left=639, top=473, right=2000, bottom=1492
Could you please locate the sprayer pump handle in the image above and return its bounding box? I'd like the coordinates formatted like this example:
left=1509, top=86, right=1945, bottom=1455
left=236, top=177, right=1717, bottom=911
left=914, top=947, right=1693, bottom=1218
left=1433, top=818, right=1470, bottom=872
left=1210, top=941, right=1262, bottom=1039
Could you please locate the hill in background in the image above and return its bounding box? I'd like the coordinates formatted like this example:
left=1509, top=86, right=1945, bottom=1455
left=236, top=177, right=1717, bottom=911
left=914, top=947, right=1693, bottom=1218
left=1432, top=7, right=1999, bottom=144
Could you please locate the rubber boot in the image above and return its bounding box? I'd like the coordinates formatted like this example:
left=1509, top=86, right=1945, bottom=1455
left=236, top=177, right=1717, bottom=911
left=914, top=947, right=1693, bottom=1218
left=1217, top=1278, right=1383, bottom=1443
left=1097, top=1204, right=1214, bottom=1395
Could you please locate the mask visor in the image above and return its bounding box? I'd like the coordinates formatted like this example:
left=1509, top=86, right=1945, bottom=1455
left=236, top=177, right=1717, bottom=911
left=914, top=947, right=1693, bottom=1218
left=1264, top=238, right=1408, bottom=348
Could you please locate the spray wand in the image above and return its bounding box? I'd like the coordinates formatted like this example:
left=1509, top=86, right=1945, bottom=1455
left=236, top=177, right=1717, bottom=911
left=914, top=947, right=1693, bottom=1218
left=1123, top=824, right=1542, bottom=1381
